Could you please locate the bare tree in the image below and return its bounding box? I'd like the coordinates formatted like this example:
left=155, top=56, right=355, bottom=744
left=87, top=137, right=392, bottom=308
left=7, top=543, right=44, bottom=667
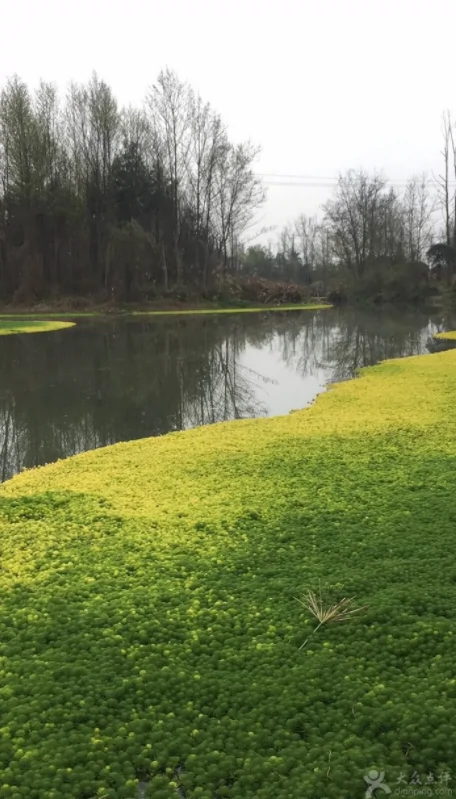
left=187, top=93, right=225, bottom=285
left=294, top=214, right=320, bottom=282
left=323, top=170, right=386, bottom=277
left=147, top=68, right=192, bottom=285
left=436, top=111, right=453, bottom=247
left=447, top=115, right=456, bottom=248
left=65, top=73, right=120, bottom=285
left=214, top=141, right=264, bottom=273
left=403, top=174, right=435, bottom=261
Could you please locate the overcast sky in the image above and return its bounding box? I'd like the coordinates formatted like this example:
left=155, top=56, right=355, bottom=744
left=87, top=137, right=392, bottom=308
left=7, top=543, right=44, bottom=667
left=2, top=0, right=455, bottom=243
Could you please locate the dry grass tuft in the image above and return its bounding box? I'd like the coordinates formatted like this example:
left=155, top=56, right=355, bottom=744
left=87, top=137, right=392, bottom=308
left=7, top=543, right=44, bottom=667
left=295, top=589, right=367, bottom=650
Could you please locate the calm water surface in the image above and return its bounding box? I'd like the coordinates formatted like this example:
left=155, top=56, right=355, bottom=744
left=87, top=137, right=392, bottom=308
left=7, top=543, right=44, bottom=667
left=0, top=306, right=453, bottom=482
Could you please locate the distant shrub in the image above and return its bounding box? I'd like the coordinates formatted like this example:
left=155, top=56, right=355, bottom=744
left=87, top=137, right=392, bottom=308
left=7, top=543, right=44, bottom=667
left=211, top=276, right=313, bottom=305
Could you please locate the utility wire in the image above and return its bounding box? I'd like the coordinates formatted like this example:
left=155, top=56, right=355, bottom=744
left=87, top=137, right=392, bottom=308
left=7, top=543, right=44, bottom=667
left=257, top=173, right=339, bottom=180
left=262, top=181, right=418, bottom=187
left=255, top=172, right=456, bottom=188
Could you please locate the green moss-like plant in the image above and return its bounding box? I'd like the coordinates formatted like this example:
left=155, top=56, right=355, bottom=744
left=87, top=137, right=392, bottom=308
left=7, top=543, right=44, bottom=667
left=0, top=319, right=75, bottom=335
left=0, top=348, right=456, bottom=796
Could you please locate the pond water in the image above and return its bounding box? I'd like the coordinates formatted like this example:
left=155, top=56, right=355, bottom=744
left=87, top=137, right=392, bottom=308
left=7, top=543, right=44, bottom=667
left=0, top=306, right=453, bottom=482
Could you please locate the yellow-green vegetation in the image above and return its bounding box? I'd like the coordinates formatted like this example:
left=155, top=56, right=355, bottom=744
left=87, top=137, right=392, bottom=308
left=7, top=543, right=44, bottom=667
left=133, top=303, right=331, bottom=316
left=433, top=329, right=456, bottom=340
left=1, top=349, right=456, bottom=797
left=0, top=313, right=95, bottom=319
left=0, top=319, right=75, bottom=335
left=0, top=303, right=331, bottom=321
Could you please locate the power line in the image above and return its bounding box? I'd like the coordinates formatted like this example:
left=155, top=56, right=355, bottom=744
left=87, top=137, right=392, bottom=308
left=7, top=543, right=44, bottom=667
left=257, top=171, right=448, bottom=181
left=262, top=182, right=415, bottom=188
left=261, top=181, right=415, bottom=188
left=262, top=181, right=342, bottom=187
left=257, top=173, right=339, bottom=180
left=260, top=180, right=456, bottom=189
left=256, top=171, right=456, bottom=188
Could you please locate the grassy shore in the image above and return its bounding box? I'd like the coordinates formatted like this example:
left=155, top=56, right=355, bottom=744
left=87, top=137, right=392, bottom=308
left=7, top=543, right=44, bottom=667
left=0, top=348, right=455, bottom=797
left=0, top=319, right=75, bottom=335
left=0, top=301, right=331, bottom=319
left=132, top=303, right=331, bottom=316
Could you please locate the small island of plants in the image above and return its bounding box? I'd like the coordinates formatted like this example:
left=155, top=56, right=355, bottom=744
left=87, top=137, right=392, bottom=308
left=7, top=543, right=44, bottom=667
left=433, top=329, right=456, bottom=341
left=0, top=319, right=75, bottom=336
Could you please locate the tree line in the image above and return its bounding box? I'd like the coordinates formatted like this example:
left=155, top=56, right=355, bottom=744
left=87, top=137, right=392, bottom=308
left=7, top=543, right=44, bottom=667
left=242, top=171, right=439, bottom=302
left=0, top=70, right=264, bottom=302
left=3, top=68, right=456, bottom=306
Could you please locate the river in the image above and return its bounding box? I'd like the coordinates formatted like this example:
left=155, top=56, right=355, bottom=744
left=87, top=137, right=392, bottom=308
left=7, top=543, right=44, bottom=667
left=0, top=305, right=453, bottom=482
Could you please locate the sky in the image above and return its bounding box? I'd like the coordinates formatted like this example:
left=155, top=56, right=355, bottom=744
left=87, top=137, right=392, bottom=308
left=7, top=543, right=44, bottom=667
left=2, top=0, right=456, bottom=244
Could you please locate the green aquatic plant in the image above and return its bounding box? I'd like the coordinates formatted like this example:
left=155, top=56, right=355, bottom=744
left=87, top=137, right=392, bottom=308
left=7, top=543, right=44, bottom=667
left=0, top=348, right=456, bottom=796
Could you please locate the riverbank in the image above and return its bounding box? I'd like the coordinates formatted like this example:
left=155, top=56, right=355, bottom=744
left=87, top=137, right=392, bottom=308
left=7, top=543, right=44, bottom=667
left=0, top=347, right=455, bottom=797
left=132, top=302, right=330, bottom=316
left=0, top=298, right=330, bottom=318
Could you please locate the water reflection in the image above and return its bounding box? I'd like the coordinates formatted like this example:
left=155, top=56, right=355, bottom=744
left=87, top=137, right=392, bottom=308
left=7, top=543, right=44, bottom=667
left=0, top=307, right=450, bottom=481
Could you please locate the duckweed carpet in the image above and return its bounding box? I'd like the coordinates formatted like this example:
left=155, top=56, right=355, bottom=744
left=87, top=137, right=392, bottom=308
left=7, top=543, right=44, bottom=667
left=1, top=349, right=456, bottom=798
